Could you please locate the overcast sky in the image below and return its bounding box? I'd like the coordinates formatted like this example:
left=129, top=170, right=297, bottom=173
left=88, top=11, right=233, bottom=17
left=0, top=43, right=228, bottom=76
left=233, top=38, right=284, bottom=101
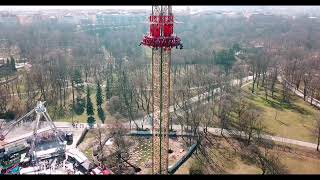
left=0, top=6, right=184, bottom=11
left=0, top=6, right=316, bottom=12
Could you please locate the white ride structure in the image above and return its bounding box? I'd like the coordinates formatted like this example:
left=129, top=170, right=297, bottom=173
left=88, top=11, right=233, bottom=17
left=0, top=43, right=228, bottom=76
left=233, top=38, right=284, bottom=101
left=0, top=101, right=68, bottom=168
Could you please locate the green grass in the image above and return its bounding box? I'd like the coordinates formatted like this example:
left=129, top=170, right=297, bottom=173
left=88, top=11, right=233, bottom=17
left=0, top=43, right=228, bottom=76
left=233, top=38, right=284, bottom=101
left=184, top=136, right=261, bottom=174
left=242, top=82, right=319, bottom=143
left=182, top=136, right=320, bottom=174
left=229, top=159, right=261, bottom=174
left=281, top=155, right=320, bottom=174
left=56, top=88, right=107, bottom=124
left=84, top=147, right=93, bottom=160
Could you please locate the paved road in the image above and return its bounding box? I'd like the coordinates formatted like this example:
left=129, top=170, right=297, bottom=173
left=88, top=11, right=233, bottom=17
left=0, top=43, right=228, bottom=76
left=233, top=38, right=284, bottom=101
left=52, top=75, right=318, bottom=150
left=199, top=126, right=317, bottom=149
left=52, top=121, right=318, bottom=150
left=130, top=76, right=253, bottom=129
left=279, top=77, right=320, bottom=108
left=125, top=75, right=318, bottom=150
left=2, top=123, right=77, bottom=146
left=5, top=75, right=318, bottom=151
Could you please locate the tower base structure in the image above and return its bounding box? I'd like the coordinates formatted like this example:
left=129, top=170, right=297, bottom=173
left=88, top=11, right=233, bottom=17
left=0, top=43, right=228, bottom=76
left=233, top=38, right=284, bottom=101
left=140, top=5, right=183, bottom=174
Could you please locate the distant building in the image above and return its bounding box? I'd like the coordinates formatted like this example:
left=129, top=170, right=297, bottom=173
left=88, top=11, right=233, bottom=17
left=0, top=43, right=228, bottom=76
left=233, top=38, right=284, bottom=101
left=88, top=14, right=97, bottom=24
left=15, top=62, right=31, bottom=70
left=222, top=11, right=238, bottom=18
left=60, top=13, right=78, bottom=24
left=32, top=13, right=43, bottom=23
left=308, top=16, right=318, bottom=19
left=0, top=57, right=5, bottom=64
left=48, top=15, right=58, bottom=23
left=80, top=17, right=90, bottom=25
left=16, top=15, right=33, bottom=26
left=0, top=14, right=18, bottom=25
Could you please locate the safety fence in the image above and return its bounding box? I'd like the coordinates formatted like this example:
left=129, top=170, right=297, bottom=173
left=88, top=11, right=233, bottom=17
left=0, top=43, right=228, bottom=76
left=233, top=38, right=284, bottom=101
left=168, top=140, right=200, bottom=174
left=76, top=128, right=89, bottom=148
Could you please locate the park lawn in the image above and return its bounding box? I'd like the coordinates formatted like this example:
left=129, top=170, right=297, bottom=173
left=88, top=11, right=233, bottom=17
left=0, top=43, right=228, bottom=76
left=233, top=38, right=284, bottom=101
left=84, top=146, right=93, bottom=160
left=78, top=127, right=112, bottom=162
left=16, top=82, right=26, bottom=93
left=242, top=82, right=319, bottom=143
left=56, top=89, right=107, bottom=124
left=296, top=83, right=320, bottom=100
left=231, top=141, right=320, bottom=174
left=273, top=142, right=320, bottom=174
left=281, top=154, right=320, bottom=174
left=175, top=156, right=192, bottom=174
left=177, top=136, right=320, bottom=174
left=229, top=159, right=261, bottom=174
left=177, top=136, right=261, bottom=174
left=60, top=111, right=88, bottom=123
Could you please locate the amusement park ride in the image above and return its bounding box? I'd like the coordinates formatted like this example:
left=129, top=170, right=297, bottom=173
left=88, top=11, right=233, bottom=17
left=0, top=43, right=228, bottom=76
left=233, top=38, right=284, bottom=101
left=140, top=5, right=183, bottom=174
left=0, top=101, right=71, bottom=174
left=0, top=5, right=183, bottom=175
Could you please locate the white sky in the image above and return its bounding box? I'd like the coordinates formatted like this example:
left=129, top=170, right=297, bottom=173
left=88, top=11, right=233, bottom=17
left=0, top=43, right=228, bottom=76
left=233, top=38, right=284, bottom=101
left=0, top=6, right=316, bottom=12
left=0, top=6, right=186, bottom=11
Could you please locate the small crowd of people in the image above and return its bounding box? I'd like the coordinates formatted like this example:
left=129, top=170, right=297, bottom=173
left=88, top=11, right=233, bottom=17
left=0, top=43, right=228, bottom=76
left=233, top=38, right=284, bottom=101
left=37, top=157, right=78, bottom=174
left=72, top=121, right=85, bottom=129
left=34, top=158, right=62, bottom=174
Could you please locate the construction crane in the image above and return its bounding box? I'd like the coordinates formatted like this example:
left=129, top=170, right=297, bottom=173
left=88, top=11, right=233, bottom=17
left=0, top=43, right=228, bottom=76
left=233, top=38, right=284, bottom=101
left=140, top=5, right=183, bottom=174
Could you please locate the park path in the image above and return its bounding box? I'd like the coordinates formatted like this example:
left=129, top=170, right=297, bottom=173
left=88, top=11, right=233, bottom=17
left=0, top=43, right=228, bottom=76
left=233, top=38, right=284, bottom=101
left=279, top=77, right=320, bottom=109
left=52, top=121, right=318, bottom=150
left=53, top=75, right=318, bottom=150
left=5, top=75, right=317, bottom=151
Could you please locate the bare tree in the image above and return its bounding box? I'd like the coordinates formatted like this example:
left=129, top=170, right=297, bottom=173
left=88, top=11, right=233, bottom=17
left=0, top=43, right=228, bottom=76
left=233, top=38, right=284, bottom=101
left=281, top=76, right=291, bottom=103
left=233, top=93, right=249, bottom=139
left=245, top=47, right=263, bottom=93
left=240, top=106, right=262, bottom=145
left=245, top=143, right=287, bottom=174
left=269, top=59, right=279, bottom=98
left=232, top=61, right=247, bottom=88
left=0, top=86, right=9, bottom=114
left=107, top=96, right=121, bottom=115
left=216, top=78, right=234, bottom=136
left=313, top=113, right=320, bottom=151
left=107, top=121, right=135, bottom=174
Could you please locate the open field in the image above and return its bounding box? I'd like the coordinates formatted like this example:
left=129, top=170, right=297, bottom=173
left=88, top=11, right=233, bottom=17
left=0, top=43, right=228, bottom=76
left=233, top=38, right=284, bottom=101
left=242, top=82, right=319, bottom=143
left=54, top=88, right=106, bottom=124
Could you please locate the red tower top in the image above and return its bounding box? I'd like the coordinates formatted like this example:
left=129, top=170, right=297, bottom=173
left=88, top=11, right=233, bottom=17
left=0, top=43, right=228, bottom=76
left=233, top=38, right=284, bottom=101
left=140, top=7, right=183, bottom=50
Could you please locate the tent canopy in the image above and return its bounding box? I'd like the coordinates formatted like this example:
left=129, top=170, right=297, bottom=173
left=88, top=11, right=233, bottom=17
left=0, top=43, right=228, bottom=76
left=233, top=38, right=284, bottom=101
left=102, top=169, right=111, bottom=175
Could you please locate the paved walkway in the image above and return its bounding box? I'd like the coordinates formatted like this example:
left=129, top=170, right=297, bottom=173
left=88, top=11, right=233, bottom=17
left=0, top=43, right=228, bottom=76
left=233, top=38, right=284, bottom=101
left=129, top=76, right=253, bottom=129
left=125, top=75, right=318, bottom=150
left=52, top=76, right=318, bottom=150
left=53, top=121, right=318, bottom=150
left=280, top=77, right=320, bottom=108
left=6, top=75, right=317, bottom=152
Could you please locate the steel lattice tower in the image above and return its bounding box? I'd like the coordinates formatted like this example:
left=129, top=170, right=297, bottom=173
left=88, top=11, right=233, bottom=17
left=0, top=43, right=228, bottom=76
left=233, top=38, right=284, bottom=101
left=140, top=5, right=183, bottom=174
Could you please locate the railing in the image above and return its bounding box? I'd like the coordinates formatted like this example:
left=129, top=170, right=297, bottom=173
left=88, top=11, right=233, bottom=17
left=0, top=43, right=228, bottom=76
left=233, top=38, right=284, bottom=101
left=76, top=128, right=89, bottom=148
left=168, top=140, right=200, bottom=174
